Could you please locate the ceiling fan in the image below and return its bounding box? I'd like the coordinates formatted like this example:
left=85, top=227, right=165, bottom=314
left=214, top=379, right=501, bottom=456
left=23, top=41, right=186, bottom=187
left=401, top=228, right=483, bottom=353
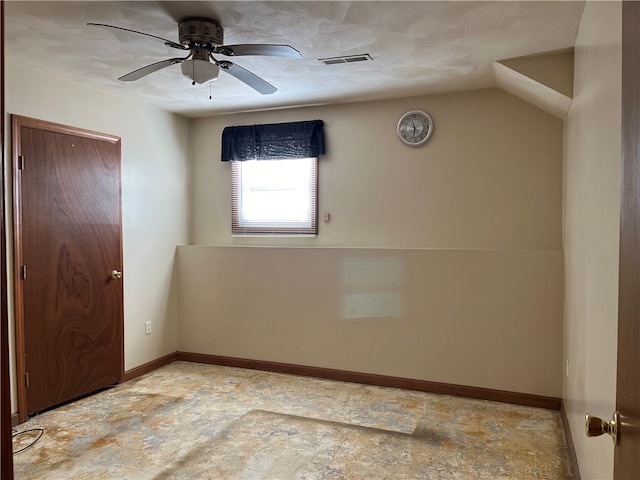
left=88, top=18, right=302, bottom=94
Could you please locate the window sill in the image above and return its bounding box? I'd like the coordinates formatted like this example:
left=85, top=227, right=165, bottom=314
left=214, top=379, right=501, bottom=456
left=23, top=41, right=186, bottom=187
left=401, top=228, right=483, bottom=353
left=231, top=234, right=317, bottom=238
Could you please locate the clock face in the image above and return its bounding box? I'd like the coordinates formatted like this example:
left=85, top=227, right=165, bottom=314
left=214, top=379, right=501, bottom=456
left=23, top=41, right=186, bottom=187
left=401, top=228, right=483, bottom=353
left=397, top=111, right=434, bottom=146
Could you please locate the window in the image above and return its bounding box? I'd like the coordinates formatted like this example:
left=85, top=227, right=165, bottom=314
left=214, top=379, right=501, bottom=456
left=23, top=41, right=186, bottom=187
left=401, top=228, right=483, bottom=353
left=232, top=158, right=318, bottom=235
left=221, top=119, right=325, bottom=235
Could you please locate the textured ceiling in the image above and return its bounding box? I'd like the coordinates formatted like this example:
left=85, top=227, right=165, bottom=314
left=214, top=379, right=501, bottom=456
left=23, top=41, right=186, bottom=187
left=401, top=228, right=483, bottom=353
left=5, top=1, right=585, bottom=117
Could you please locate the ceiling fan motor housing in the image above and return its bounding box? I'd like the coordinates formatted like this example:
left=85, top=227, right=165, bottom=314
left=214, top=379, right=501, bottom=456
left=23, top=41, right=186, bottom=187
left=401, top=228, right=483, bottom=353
left=178, top=18, right=224, bottom=47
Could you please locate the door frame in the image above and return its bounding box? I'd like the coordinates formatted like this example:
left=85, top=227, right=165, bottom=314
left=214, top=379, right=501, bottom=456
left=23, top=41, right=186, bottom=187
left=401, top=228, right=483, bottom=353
left=11, top=115, right=124, bottom=424
left=1, top=0, right=14, bottom=477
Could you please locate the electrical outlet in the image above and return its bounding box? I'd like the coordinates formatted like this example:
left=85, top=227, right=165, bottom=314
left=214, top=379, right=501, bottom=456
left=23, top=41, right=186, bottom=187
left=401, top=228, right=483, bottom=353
left=145, top=321, right=152, bottom=335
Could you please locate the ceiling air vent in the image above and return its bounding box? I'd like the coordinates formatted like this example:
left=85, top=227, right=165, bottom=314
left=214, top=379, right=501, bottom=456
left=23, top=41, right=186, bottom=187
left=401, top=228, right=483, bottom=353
left=319, top=54, right=373, bottom=65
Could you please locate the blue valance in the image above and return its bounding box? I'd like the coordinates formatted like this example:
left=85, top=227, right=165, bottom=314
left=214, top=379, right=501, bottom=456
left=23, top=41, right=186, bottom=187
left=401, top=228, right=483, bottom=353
left=221, top=120, right=325, bottom=161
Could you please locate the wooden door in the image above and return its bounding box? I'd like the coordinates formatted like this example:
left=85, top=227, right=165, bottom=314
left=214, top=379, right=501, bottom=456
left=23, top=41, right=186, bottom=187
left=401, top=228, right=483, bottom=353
left=615, top=3, right=640, bottom=478
left=12, top=116, right=123, bottom=420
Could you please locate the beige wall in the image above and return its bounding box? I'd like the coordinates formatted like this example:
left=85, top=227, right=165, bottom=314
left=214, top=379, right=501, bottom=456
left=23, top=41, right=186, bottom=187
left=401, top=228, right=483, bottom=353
left=500, top=49, right=575, bottom=98
left=178, top=246, right=564, bottom=396
left=191, top=88, right=563, bottom=250
left=5, top=62, right=190, bottom=412
left=563, top=2, right=621, bottom=479
left=181, top=88, right=565, bottom=397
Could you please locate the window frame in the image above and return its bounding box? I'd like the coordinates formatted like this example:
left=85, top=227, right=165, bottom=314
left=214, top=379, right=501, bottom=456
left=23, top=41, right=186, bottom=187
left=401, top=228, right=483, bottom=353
left=231, top=158, right=318, bottom=236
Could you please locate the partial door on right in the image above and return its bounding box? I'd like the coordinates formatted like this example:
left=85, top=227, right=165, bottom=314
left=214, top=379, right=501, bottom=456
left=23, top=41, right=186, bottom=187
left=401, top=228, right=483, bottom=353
left=614, top=2, right=640, bottom=478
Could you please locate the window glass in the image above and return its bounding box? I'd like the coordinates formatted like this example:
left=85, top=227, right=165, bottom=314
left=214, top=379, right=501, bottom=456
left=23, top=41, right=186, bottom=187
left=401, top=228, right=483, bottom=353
left=232, top=158, right=317, bottom=235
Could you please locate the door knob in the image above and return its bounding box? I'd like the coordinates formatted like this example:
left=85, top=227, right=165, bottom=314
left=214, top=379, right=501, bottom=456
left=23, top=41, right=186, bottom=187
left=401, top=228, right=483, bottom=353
left=110, top=269, right=122, bottom=280
left=585, top=412, right=620, bottom=445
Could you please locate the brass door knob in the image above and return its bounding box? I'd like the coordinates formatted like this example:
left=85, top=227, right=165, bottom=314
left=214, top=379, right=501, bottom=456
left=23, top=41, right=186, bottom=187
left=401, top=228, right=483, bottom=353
left=585, top=412, right=619, bottom=445
left=110, top=270, right=122, bottom=280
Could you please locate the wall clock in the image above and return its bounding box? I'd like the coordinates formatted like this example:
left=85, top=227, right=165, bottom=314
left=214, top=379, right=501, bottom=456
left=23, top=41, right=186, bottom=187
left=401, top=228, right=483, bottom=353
left=397, top=110, right=434, bottom=147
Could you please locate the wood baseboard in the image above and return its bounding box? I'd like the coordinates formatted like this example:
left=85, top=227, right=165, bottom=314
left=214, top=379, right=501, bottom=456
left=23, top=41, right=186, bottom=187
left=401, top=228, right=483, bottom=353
left=11, top=412, right=19, bottom=428
left=561, top=400, right=582, bottom=480
left=175, top=352, right=561, bottom=410
left=122, top=352, right=178, bottom=382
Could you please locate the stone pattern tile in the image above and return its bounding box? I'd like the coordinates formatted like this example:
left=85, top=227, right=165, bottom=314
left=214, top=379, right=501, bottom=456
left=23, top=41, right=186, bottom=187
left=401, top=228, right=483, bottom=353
left=12, top=361, right=572, bottom=479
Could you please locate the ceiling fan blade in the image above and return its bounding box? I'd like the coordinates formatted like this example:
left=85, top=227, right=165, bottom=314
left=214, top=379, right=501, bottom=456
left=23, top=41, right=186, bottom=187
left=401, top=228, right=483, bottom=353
left=119, top=58, right=187, bottom=82
left=87, top=23, right=187, bottom=50
left=216, top=44, right=302, bottom=58
left=219, top=61, right=277, bottom=94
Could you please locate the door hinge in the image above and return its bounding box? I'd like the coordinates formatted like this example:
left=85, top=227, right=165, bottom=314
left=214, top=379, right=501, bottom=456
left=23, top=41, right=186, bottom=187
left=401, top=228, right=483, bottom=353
left=25, top=372, right=29, bottom=388
left=18, top=155, right=24, bottom=170
left=20, top=265, right=27, bottom=280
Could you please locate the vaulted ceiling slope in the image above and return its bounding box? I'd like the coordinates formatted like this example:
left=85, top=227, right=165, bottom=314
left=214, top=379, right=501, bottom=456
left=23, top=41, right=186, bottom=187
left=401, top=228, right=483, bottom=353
left=5, top=1, right=585, bottom=117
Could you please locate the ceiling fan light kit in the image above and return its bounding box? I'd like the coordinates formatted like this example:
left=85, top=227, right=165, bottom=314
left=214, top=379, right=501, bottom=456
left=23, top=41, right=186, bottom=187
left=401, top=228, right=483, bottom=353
left=88, top=17, right=301, bottom=94
left=181, top=58, right=219, bottom=85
